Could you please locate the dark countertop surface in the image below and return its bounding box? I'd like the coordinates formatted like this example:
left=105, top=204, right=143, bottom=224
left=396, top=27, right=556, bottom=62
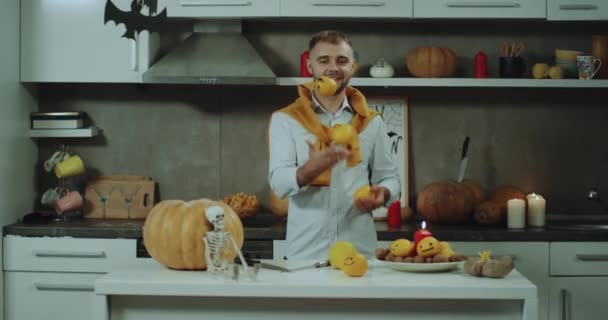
left=4, top=213, right=608, bottom=242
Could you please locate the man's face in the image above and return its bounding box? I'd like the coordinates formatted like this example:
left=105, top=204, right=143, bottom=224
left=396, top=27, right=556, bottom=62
left=307, top=40, right=355, bottom=95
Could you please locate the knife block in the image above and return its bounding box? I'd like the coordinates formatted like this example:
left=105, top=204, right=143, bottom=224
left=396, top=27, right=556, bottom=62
left=83, top=176, right=155, bottom=219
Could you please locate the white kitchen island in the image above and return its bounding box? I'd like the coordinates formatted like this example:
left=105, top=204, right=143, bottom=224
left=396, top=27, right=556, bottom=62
left=94, top=260, right=537, bottom=320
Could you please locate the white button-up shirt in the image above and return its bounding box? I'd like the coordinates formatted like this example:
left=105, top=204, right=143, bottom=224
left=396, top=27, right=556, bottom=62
left=268, top=92, right=400, bottom=261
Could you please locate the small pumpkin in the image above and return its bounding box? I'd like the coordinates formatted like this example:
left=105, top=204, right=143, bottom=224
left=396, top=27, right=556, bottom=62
left=143, top=198, right=244, bottom=270
left=461, top=179, right=486, bottom=208
left=474, top=201, right=504, bottom=225
left=407, top=47, right=458, bottom=78
left=416, top=180, right=474, bottom=224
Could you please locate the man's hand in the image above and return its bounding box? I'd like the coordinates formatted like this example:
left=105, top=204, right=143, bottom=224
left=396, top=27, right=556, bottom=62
left=354, top=185, right=389, bottom=212
left=296, top=140, right=351, bottom=187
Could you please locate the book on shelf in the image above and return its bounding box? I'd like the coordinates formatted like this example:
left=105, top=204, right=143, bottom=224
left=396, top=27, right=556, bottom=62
left=30, top=111, right=86, bottom=129
left=32, top=119, right=84, bottom=129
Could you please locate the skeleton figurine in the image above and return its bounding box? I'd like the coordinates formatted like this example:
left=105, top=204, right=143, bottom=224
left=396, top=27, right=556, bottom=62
left=203, top=206, right=249, bottom=277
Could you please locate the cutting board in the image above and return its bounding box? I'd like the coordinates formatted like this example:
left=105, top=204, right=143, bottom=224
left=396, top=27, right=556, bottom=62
left=83, top=175, right=155, bottom=219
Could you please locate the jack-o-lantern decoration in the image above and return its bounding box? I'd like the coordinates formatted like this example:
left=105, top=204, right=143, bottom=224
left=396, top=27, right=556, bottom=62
left=342, top=252, right=368, bottom=277
left=417, top=236, right=442, bottom=258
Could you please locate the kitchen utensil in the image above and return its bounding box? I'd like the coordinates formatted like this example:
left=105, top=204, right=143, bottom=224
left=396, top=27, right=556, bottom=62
left=254, top=260, right=331, bottom=272
left=457, top=136, right=470, bottom=182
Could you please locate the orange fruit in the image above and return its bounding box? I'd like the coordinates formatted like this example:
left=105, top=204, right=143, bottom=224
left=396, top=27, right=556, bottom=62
left=342, top=253, right=368, bottom=277
left=314, top=76, right=337, bottom=96
left=328, top=241, right=357, bottom=269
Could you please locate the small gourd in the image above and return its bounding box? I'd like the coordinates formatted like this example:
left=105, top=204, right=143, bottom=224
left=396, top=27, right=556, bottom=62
left=369, top=57, right=395, bottom=78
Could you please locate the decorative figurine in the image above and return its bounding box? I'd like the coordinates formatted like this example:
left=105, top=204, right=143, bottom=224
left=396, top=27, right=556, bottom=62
left=203, top=206, right=250, bottom=278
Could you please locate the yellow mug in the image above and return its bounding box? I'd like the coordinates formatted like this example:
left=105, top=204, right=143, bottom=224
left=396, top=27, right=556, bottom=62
left=54, top=155, right=85, bottom=178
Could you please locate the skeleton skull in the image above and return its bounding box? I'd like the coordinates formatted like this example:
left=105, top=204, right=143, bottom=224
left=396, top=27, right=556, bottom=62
left=205, top=205, right=225, bottom=230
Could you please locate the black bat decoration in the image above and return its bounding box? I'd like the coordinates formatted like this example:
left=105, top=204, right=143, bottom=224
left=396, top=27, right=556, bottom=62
left=104, top=0, right=167, bottom=40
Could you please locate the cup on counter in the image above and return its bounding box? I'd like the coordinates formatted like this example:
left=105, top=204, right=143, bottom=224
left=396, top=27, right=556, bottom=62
left=54, top=155, right=85, bottom=178
left=499, top=57, right=526, bottom=78
left=576, top=55, right=602, bottom=80
left=40, top=187, right=68, bottom=206
left=53, top=191, right=83, bottom=215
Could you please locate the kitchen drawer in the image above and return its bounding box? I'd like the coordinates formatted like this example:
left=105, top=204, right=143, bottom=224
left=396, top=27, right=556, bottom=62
left=167, top=0, right=280, bottom=17
left=547, top=0, right=608, bottom=21
left=3, top=236, right=139, bottom=272
left=281, top=0, right=413, bottom=18
left=413, top=0, right=546, bottom=18
left=5, top=271, right=105, bottom=320
left=550, top=242, right=608, bottom=276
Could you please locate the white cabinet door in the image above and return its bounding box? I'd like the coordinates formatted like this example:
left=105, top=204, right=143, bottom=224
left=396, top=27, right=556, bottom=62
left=21, top=0, right=159, bottom=82
left=549, top=277, right=608, bottom=320
left=413, top=0, right=546, bottom=18
left=281, top=0, right=413, bottom=18
left=5, top=272, right=104, bottom=320
left=547, top=0, right=608, bottom=21
left=167, top=0, right=280, bottom=17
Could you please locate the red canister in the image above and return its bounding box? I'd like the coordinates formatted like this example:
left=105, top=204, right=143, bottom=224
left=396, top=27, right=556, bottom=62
left=474, top=50, right=488, bottom=78
left=300, top=50, right=312, bottom=77
left=387, top=200, right=401, bottom=227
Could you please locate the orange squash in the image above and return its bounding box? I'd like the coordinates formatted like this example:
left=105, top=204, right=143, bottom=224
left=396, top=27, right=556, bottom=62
left=461, top=179, right=486, bottom=208
left=489, top=185, right=526, bottom=209
left=474, top=201, right=504, bottom=225
left=416, top=180, right=474, bottom=224
left=407, top=47, right=458, bottom=78
left=143, top=198, right=244, bottom=270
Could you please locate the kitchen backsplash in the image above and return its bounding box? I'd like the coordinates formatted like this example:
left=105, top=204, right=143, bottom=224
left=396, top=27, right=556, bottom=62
left=35, top=20, right=608, bottom=215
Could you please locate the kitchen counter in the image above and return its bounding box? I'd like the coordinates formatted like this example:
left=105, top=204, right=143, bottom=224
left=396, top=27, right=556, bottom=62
left=93, top=260, right=537, bottom=320
left=4, top=214, right=608, bottom=241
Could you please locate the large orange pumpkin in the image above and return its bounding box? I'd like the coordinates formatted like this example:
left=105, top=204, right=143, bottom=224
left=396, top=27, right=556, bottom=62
left=143, top=198, right=244, bottom=270
left=407, top=47, right=458, bottom=78
left=461, top=179, right=486, bottom=207
left=416, top=181, right=474, bottom=224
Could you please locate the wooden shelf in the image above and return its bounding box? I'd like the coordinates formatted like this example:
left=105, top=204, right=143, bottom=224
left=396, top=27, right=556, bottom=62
left=277, top=77, right=608, bottom=88
left=29, top=126, right=100, bottom=138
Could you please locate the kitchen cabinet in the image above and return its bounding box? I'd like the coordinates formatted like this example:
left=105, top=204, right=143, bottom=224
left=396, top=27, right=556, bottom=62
left=280, top=0, right=413, bottom=18
left=547, top=0, right=608, bottom=21
left=20, top=0, right=160, bottom=83
left=548, top=242, right=608, bottom=320
left=3, top=236, right=151, bottom=320
left=167, top=0, right=280, bottom=18
left=413, top=0, right=546, bottom=19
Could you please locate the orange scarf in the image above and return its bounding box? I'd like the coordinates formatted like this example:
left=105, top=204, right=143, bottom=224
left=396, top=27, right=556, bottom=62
left=269, top=82, right=378, bottom=186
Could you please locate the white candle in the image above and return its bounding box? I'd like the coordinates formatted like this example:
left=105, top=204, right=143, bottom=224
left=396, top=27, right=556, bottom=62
left=507, top=198, right=526, bottom=229
left=527, top=194, right=546, bottom=227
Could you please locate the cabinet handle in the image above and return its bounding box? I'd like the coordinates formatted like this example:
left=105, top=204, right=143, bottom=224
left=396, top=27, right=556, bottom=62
left=34, top=250, right=106, bottom=258
left=35, top=283, right=94, bottom=292
left=179, top=0, right=252, bottom=7
left=576, top=253, right=608, bottom=261
left=560, top=289, right=569, bottom=320
left=312, top=1, right=386, bottom=7
left=446, top=1, right=520, bottom=8
left=559, top=4, right=598, bottom=10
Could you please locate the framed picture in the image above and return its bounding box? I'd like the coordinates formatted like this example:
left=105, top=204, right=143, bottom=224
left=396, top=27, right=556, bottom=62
left=367, top=96, right=409, bottom=207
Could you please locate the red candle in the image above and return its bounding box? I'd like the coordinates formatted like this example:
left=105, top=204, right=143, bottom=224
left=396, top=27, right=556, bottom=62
left=413, top=221, right=433, bottom=247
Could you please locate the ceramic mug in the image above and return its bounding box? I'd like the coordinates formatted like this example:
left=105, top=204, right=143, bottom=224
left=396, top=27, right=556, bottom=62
left=54, top=155, right=85, bottom=178
left=40, top=187, right=68, bottom=206
left=43, top=151, right=70, bottom=172
left=576, top=55, right=602, bottom=80
left=54, top=191, right=83, bottom=214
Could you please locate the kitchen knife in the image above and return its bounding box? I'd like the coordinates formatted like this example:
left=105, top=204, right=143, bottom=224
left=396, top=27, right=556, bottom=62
left=457, top=136, right=470, bottom=183
left=256, top=260, right=331, bottom=272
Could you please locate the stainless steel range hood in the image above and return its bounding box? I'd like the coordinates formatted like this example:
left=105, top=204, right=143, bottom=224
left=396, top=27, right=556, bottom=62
left=143, top=21, right=276, bottom=85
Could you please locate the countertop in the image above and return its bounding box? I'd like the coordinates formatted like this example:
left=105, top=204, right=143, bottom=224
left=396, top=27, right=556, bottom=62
left=95, top=260, right=536, bottom=300
left=4, top=213, right=608, bottom=241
